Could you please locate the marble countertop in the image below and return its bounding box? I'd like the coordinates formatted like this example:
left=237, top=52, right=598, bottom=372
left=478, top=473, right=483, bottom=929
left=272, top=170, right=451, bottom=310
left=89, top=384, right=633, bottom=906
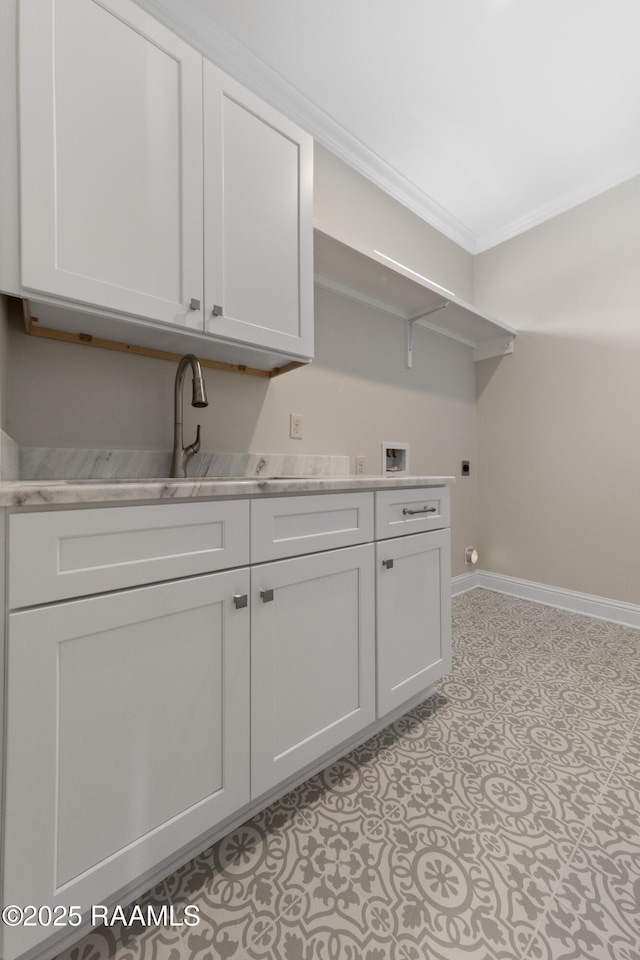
left=0, top=475, right=455, bottom=508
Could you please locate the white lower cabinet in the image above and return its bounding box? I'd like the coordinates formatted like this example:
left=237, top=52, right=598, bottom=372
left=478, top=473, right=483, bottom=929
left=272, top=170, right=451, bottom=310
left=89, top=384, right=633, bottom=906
left=250, top=543, right=376, bottom=797
left=376, top=529, right=452, bottom=716
left=3, top=568, right=250, bottom=960
left=2, top=488, right=451, bottom=960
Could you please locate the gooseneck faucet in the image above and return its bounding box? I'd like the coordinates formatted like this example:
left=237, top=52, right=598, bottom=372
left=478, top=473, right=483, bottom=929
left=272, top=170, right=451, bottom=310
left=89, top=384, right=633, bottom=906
left=170, top=354, right=209, bottom=478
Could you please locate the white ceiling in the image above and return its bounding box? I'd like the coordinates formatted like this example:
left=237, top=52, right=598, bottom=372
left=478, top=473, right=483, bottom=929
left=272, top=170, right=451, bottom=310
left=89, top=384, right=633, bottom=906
left=135, top=0, right=640, bottom=253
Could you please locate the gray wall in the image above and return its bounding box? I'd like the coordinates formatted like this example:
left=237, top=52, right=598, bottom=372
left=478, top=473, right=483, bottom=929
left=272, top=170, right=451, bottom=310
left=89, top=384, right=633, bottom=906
left=0, top=295, right=8, bottom=432
left=314, top=145, right=475, bottom=303
left=475, top=176, right=640, bottom=605
left=7, top=157, right=639, bottom=602
left=4, top=146, right=479, bottom=577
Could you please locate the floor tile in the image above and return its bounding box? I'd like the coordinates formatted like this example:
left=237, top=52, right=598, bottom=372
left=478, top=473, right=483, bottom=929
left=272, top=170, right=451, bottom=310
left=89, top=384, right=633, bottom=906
left=524, top=899, right=640, bottom=960
left=52, top=928, right=120, bottom=960
left=507, top=670, right=631, bottom=730
left=404, top=693, right=494, bottom=749
left=376, top=815, right=552, bottom=959
left=486, top=705, right=627, bottom=780
left=436, top=668, right=518, bottom=718
left=52, top=591, right=640, bottom=960
left=585, top=768, right=640, bottom=858
left=238, top=908, right=398, bottom=960
left=524, top=822, right=640, bottom=960
left=276, top=808, right=400, bottom=946
left=545, top=655, right=640, bottom=707
left=288, top=747, right=412, bottom=817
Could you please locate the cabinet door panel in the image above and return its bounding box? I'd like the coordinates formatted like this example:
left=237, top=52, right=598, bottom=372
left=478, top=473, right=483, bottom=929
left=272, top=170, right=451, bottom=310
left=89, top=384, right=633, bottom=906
left=204, top=61, right=313, bottom=357
left=251, top=544, right=375, bottom=797
left=376, top=530, right=451, bottom=716
left=223, top=97, right=300, bottom=336
left=19, top=0, right=203, bottom=327
left=3, top=569, right=249, bottom=960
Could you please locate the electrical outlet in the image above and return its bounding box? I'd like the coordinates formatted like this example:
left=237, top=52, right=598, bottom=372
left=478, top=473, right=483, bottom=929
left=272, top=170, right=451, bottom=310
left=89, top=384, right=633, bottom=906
left=290, top=413, right=303, bottom=439
left=355, top=455, right=366, bottom=475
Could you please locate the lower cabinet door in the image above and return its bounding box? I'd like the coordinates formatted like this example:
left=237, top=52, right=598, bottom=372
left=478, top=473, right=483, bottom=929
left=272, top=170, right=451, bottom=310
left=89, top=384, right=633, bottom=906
left=3, top=569, right=250, bottom=960
left=251, top=544, right=375, bottom=798
left=376, top=530, right=452, bottom=717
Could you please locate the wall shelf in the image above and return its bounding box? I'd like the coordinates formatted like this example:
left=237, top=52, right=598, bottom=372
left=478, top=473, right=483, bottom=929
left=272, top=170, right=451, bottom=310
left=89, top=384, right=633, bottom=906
left=313, top=228, right=516, bottom=364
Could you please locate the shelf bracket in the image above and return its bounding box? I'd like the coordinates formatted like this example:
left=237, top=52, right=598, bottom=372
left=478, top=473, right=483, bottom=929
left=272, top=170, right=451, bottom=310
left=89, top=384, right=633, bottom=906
left=474, top=335, right=515, bottom=362
left=405, top=302, right=449, bottom=368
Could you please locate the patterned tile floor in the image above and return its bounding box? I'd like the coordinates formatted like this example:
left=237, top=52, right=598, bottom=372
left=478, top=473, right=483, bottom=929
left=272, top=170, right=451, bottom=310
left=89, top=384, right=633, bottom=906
left=55, top=590, right=640, bottom=960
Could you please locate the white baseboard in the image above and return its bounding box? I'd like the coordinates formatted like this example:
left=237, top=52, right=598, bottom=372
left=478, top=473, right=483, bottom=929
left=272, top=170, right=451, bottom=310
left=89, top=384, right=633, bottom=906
left=452, top=570, right=640, bottom=631
left=451, top=571, right=480, bottom=595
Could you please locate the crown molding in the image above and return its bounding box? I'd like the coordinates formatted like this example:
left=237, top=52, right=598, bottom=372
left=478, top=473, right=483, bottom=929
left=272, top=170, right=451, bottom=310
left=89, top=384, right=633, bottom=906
left=476, top=161, right=640, bottom=253
left=132, top=1, right=640, bottom=257
left=131, top=0, right=478, bottom=254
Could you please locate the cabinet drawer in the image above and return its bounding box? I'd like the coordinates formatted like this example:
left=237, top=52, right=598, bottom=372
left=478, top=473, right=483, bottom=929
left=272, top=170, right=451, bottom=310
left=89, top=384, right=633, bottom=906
left=9, top=500, right=249, bottom=608
left=375, top=487, right=450, bottom=539
left=251, top=493, right=374, bottom=562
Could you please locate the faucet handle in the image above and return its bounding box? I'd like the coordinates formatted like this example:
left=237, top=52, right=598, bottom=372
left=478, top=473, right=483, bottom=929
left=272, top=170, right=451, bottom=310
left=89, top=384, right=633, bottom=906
left=185, top=424, right=202, bottom=461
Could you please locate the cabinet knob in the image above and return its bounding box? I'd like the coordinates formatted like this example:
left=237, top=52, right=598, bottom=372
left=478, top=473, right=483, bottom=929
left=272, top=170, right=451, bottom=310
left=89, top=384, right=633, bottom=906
left=382, top=559, right=394, bottom=569
left=211, top=304, right=223, bottom=317
left=233, top=594, right=248, bottom=609
left=189, top=298, right=201, bottom=311
left=260, top=589, right=274, bottom=603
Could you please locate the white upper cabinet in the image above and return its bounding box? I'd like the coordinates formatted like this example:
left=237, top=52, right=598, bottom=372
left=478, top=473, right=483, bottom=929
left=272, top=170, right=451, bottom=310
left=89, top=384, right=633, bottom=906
left=13, top=0, right=314, bottom=368
left=19, top=0, right=204, bottom=330
left=203, top=61, right=314, bottom=358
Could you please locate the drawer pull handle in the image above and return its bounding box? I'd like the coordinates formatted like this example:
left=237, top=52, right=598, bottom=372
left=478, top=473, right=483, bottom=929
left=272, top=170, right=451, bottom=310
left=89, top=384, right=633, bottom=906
left=403, top=506, right=437, bottom=516
left=260, top=589, right=274, bottom=603
left=382, top=559, right=394, bottom=569
left=233, top=594, right=248, bottom=609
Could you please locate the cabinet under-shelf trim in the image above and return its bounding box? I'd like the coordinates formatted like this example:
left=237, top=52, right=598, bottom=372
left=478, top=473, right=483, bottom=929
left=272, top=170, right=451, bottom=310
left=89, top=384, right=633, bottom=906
left=22, top=300, right=307, bottom=380
left=313, top=227, right=516, bottom=362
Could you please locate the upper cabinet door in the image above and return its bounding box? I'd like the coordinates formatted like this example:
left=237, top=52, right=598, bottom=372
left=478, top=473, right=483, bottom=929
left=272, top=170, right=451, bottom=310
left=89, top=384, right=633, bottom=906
left=203, top=61, right=314, bottom=358
left=18, top=0, right=204, bottom=330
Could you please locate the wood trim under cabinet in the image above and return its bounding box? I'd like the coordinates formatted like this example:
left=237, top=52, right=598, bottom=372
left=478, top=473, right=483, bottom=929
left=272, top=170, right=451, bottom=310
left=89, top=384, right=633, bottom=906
left=21, top=300, right=306, bottom=379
